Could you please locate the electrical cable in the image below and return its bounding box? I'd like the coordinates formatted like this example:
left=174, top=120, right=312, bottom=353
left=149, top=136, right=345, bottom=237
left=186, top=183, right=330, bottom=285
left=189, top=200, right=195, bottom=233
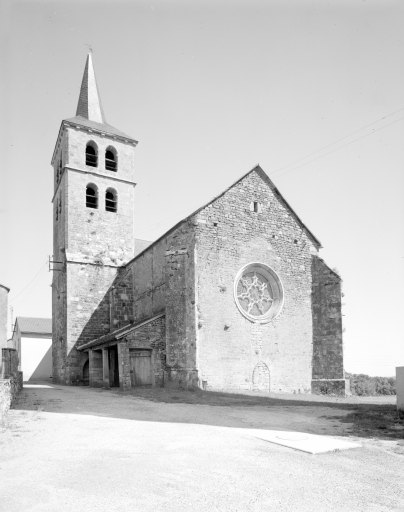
left=11, top=257, right=49, bottom=302
left=272, top=106, right=404, bottom=175
left=272, top=115, right=404, bottom=179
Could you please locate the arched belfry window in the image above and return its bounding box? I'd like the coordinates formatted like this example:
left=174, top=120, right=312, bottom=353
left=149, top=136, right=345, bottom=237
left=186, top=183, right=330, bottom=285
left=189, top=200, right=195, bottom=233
left=105, top=188, right=117, bottom=212
left=86, top=142, right=98, bottom=167
left=86, top=184, right=98, bottom=209
left=105, top=147, right=117, bottom=171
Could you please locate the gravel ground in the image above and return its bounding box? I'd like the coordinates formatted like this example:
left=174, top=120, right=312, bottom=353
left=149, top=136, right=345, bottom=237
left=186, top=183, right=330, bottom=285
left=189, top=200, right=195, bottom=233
left=0, top=383, right=403, bottom=512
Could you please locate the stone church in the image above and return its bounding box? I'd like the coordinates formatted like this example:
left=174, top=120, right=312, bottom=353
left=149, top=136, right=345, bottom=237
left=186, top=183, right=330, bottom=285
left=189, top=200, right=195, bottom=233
left=52, top=54, right=347, bottom=395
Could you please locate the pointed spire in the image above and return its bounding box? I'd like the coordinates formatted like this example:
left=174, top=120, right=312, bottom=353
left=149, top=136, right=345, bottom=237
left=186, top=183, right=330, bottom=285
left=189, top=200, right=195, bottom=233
left=76, top=52, right=106, bottom=123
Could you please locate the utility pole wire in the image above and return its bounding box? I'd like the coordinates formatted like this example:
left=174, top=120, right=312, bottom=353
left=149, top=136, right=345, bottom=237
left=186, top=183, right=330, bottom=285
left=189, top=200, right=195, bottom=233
left=10, top=257, right=49, bottom=302
left=271, top=107, right=404, bottom=177
left=272, top=116, right=404, bottom=179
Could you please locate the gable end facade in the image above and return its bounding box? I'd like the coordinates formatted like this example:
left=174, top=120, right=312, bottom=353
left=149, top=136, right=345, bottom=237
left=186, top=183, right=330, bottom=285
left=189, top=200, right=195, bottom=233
left=193, top=169, right=318, bottom=392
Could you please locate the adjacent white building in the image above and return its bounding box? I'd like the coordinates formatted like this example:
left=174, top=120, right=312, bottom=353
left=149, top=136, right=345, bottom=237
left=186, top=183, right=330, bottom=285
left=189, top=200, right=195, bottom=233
left=12, top=317, right=52, bottom=382
left=397, top=367, right=404, bottom=413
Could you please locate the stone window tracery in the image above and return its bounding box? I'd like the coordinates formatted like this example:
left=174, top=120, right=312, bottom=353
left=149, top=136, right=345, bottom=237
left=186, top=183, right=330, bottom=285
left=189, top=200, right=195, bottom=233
left=234, top=263, right=283, bottom=323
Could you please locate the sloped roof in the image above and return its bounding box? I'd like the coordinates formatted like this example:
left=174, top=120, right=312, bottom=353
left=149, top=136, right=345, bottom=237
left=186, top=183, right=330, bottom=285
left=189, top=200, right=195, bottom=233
left=75, top=53, right=106, bottom=123
left=63, top=116, right=136, bottom=142
left=64, top=53, right=135, bottom=141
left=134, top=238, right=153, bottom=257
left=77, top=323, right=129, bottom=351
left=180, top=165, right=321, bottom=248
left=125, top=165, right=321, bottom=267
left=52, top=54, right=137, bottom=164
left=16, top=317, right=52, bottom=335
left=77, top=313, right=165, bottom=351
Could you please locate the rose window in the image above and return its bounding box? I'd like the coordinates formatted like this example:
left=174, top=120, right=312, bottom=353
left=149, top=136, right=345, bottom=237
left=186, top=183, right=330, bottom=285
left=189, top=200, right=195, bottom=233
left=234, top=263, right=283, bottom=323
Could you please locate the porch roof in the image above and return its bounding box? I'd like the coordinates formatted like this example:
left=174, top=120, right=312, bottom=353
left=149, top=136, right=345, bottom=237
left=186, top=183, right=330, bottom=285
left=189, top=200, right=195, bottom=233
left=77, top=313, right=165, bottom=351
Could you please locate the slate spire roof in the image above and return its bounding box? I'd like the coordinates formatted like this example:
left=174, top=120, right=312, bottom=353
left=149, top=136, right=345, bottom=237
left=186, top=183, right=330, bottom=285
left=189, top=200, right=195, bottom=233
left=75, top=52, right=106, bottom=123
left=61, top=52, right=136, bottom=143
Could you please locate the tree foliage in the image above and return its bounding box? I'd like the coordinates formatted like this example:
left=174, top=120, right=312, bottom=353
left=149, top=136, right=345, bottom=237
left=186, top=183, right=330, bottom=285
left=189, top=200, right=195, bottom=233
left=346, top=373, right=396, bottom=396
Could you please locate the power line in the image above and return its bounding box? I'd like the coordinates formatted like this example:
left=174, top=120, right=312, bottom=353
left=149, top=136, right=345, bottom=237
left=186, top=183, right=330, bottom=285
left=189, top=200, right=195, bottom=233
left=271, top=107, right=404, bottom=178
left=273, top=116, right=404, bottom=179
left=11, top=257, right=49, bottom=302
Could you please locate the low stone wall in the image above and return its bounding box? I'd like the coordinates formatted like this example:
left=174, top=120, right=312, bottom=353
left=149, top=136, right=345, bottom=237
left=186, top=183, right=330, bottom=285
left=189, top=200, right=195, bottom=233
left=1, top=348, right=19, bottom=379
left=0, top=373, right=22, bottom=423
left=0, top=379, right=11, bottom=421
left=311, top=378, right=349, bottom=396
left=0, top=348, right=22, bottom=423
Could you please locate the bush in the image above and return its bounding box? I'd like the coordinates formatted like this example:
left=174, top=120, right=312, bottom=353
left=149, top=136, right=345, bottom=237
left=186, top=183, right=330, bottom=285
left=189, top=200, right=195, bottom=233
left=346, top=373, right=396, bottom=396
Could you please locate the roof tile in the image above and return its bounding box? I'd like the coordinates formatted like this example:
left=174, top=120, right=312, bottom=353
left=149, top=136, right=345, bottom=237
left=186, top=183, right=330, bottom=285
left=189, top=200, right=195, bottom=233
left=16, top=317, right=52, bottom=335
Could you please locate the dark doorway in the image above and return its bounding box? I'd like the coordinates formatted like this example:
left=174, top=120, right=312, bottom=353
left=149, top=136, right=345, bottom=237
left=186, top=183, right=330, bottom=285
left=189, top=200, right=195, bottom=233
left=108, top=346, right=119, bottom=387
left=82, top=360, right=89, bottom=386
left=130, top=349, right=152, bottom=387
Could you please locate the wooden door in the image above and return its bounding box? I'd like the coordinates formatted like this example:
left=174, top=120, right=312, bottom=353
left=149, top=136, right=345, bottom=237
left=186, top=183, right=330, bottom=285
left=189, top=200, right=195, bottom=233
left=108, top=346, right=119, bottom=387
left=130, top=350, right=152, bottom=387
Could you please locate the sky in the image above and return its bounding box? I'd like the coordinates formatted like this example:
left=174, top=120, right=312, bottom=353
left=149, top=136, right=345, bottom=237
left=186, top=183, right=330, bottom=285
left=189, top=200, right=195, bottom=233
left=0, top=0, right=403, bottom=376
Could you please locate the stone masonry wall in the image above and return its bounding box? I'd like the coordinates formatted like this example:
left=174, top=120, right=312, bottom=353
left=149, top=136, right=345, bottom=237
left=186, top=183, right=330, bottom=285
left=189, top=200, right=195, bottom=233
left=164, top=222, right=197, bottom=388
left=110, top=268, right=135, bottom=331
left=67, top=264, right=117, bottom=346
left=0, top=348, right=22, bottom=418
left=110, top=221, right=197, bottom=388
left=52, top=136, right=68, bottom=383
left=1, top=348, right=19, bottom=380
left=194, top=169, right=318, bottom=393
left=65, top=172, right=135, bottom=266
left=52, top=124, right=136, bottom=385
left=53, top=261, right=119, bottom=384
left=311, top=256, right=344, bottom=380
left=52, top=266, right=67, bottom=383
left=120, top=316, right=166, bottom=388
left=89, top=349, right=103, bottom=387
left=66, top=127, right=136, bottom=184
left=0, top=286, right=9, bottom=348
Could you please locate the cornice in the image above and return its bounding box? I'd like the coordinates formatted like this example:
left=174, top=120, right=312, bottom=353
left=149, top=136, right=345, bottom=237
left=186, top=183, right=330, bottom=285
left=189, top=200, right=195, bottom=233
left=63, top=120, right=138, bottom=146
left=51, top=120, right=138, bottom=166
left=51, top=166, right=137, bottom=203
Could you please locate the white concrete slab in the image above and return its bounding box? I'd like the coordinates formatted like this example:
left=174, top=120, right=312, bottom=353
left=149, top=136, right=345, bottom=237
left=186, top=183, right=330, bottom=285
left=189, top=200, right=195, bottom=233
left=246, top=429, right=361, bottom=454
left=24, top=384, right=54, bottom=389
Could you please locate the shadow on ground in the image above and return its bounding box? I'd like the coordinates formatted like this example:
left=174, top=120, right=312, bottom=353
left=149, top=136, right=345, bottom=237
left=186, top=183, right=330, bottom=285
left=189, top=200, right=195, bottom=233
left=127, top=387, right=404, bottom=441
left=322, top=408, right=404, bottom=440
left=12, top=384, right=404, bottom=442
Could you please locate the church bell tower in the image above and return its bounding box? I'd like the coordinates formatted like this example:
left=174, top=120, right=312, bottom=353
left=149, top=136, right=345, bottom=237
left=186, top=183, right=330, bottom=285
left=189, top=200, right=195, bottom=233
left=51, top=53, right=137, bottom=384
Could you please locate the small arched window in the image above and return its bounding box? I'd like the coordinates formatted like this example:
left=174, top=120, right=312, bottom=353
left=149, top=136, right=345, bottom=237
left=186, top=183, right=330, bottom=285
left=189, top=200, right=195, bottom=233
left=86, top=184, right=98, bottom=209
left=86, top=142, right=98, bottom=167
left=105, top=147, right=117, bottom=171
left=105, top=188, right=117, bottom=212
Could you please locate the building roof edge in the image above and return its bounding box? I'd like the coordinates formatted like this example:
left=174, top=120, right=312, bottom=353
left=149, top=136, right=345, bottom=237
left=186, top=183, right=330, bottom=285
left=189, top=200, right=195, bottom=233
left=124, top=164, right=322, bottom=268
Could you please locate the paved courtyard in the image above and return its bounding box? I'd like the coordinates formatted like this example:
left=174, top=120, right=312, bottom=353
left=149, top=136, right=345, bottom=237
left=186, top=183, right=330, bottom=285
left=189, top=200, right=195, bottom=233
left=0, top=384, right=403, bottom=511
